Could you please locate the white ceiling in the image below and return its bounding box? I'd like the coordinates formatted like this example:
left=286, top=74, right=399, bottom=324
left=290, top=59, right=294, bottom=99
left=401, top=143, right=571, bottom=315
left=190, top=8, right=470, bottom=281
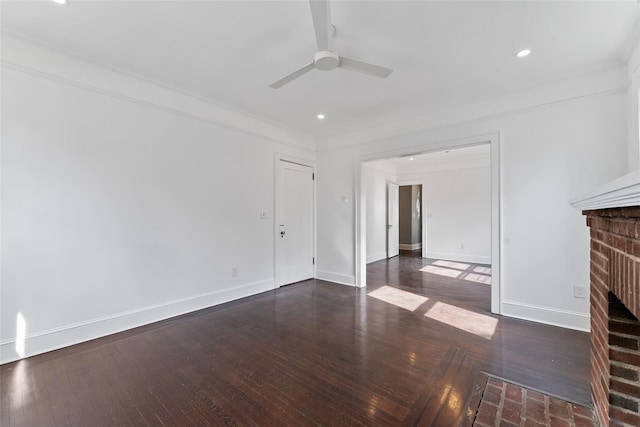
left=368, top=144, right=490, bottom=173
left=2, top=1, right=639, bottom=138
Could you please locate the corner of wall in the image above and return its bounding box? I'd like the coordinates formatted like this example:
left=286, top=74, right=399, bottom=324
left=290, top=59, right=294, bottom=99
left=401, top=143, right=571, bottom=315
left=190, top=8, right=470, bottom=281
left=315, top=270, right=355, bottom=287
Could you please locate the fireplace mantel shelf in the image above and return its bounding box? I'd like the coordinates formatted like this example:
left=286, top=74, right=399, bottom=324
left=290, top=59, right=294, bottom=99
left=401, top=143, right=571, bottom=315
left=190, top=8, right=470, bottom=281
left=579, top=173, right=640, bottom=426
left=570, top=170, right=640, bottom=211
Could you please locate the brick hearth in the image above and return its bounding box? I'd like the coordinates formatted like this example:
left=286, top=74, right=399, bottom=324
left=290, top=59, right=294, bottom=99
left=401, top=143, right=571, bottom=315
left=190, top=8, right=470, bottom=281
left=471, top=377, right=597, bottom=427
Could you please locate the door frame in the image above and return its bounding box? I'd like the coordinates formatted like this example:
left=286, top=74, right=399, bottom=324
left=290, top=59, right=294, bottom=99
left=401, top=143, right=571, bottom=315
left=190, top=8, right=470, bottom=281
left=274, top=153, right=317, bottom=288
left=395, top=181, right=427, bottom=258
left=354, top=132, right=501, bottom=315
left=386, top=181, right=399, bottom=258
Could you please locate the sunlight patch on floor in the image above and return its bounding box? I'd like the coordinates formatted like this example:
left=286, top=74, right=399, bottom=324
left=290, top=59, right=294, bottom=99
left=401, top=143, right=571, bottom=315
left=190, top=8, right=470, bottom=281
left=367, top=286, right=428, bottom=312
left=424, top=302, right=498, bottom=339
left=421, top=260, right=492, bottom=285
left=463, top=273, right=492, bottom=285
left=473, top=266, right=492, bottom=274
left=433, top=260, right=471, bottom=270
left=420, top=265, right=462, bottom=278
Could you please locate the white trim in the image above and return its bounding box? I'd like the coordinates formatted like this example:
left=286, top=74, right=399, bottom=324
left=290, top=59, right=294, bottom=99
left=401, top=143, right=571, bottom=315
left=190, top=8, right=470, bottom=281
left=386, top=181, right=400, bottom=258
left=491, top=134, right=502, bottom=314
left=319, top=65, right=626, bottom=150
left=426, top=252, right=491, bottom=265
left=570, top=170, right=640, bottom=211
left=366, top=252, right=388, bottom=264
left=315, top=270, right=356, bottom=287
left=355, top=133, right=502, bottom=314
left=0, top=279, right=274, bottom=365
left=274, top=154, right=317, bottom=288
left=502, top=300, right=590, bottom=332
left=399, top=243, right=422, bottom=251
left=1, top=33, right=315, bottom=151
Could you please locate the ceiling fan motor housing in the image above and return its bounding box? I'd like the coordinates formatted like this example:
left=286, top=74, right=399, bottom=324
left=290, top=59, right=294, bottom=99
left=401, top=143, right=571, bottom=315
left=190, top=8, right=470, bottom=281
left=314, top=50, right=340, bottom=70
left=269, top=0, right=392, bottom=88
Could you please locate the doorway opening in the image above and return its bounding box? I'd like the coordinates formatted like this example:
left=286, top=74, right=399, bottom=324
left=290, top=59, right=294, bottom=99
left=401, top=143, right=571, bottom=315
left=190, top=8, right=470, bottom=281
left=356, top=133, right=500, bottom=314
left=398, top=184, right=422, bottom=257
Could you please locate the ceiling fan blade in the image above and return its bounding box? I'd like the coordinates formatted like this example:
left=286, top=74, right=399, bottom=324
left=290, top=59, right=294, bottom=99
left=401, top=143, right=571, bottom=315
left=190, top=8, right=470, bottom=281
left=269, top=62, right=315, bottom=89
left=338, top=56, right=393, bottom=79
left=309, top=0, right=331, bottom=51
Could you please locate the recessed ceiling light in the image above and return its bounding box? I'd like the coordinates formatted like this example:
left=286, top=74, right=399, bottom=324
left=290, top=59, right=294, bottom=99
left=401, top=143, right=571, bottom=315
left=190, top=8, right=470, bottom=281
left=51, top=0, right=68, bottom=4
left=409, top=157, right=414, bottom=161
left=317, top=113, right=325, bottom=120
left=516, top=49, right=531, bottom=58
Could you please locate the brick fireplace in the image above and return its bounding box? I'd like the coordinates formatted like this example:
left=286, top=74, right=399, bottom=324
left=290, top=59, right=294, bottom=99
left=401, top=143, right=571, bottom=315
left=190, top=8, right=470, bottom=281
left=572, top=173, right=640, bottom=427
left=583, top=207, right=640, bottom=427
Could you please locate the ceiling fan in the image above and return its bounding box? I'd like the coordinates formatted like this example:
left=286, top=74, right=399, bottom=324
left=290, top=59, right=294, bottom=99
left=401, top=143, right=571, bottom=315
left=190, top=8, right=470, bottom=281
left=269, top=0, right=393, bottom=89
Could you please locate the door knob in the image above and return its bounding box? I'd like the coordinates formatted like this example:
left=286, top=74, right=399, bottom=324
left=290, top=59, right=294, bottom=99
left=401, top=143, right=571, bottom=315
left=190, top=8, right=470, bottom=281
left=281, top=230, right=286, bottom=238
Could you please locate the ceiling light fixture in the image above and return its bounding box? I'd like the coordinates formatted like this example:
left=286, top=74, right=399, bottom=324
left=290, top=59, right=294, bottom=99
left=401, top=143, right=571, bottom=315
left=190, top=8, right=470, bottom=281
left=317, top=113, right=325, bottom=120
left=516, top=49, right=531, bottom=58
left=409, top=157, right=414, bottom=161
left=51, top=0, right=68, bottom=4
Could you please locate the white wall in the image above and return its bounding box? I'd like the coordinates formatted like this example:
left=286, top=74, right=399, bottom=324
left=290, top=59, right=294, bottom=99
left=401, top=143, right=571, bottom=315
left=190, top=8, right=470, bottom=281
left=627, top=35, right=640, bottom=171
left=0, top=36, right=315, bottom=364
left=363, top=164, right=396, bottom=263
left=316, top=152, right=356, bottom=286
left=2, top=35, right=635, bottom=366
left=401, top=166, right=491, bottom=265
left=317, top=66, right=629, bottom=331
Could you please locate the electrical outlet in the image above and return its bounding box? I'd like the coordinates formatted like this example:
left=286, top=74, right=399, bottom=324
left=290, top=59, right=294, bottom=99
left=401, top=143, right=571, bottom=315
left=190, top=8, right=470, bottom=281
left=460, top=243, right=465, bottom=249
left=574, top=285, right=587, bottom=299
left=231, top=267, right=238, bottom=277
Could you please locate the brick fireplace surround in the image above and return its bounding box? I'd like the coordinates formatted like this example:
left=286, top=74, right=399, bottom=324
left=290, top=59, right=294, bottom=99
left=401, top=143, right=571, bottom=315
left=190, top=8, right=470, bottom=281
left=572, top=172, right=640, bottom=427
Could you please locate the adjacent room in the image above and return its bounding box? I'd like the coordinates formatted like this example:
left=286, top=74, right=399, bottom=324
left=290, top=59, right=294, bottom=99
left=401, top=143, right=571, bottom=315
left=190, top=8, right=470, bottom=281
left=2, top=1, right=640, bottom=426
left=364, top=145, right=493, bottom=316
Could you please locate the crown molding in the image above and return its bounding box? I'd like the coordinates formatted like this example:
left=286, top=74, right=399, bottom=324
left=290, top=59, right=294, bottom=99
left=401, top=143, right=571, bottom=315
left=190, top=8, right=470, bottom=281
left=318, top=64, right=627, bottom=152
left=1, top=32, right=316, bottom=152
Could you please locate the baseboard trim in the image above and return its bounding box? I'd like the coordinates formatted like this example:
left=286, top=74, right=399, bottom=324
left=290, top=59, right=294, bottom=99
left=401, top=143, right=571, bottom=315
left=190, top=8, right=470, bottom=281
left=316, top=270, right=355, bottom=287
left=501, top=300, right=590, bottom=332
left=399, top=243, right=422, bottom=251
left=366, top=252, right=388, bottom=264
left=0, top=279, right=274, bottom=365
left=426, top=252, right=491, bottom=265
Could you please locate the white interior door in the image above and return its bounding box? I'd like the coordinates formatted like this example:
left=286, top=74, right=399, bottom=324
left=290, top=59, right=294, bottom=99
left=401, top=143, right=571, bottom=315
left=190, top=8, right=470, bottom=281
left=278, top=160, right=314, bottom=286
left=387, top=182, right=399, bottom=258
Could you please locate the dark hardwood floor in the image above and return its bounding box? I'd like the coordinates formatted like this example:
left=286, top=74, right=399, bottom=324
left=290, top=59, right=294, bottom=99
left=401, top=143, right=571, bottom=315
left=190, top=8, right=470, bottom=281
left=1, top=255, right=590, bottom=426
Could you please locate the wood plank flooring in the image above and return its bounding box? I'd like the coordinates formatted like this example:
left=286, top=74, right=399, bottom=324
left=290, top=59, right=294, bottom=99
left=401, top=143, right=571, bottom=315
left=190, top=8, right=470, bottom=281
left=0, top=255, right=591, bottom=426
